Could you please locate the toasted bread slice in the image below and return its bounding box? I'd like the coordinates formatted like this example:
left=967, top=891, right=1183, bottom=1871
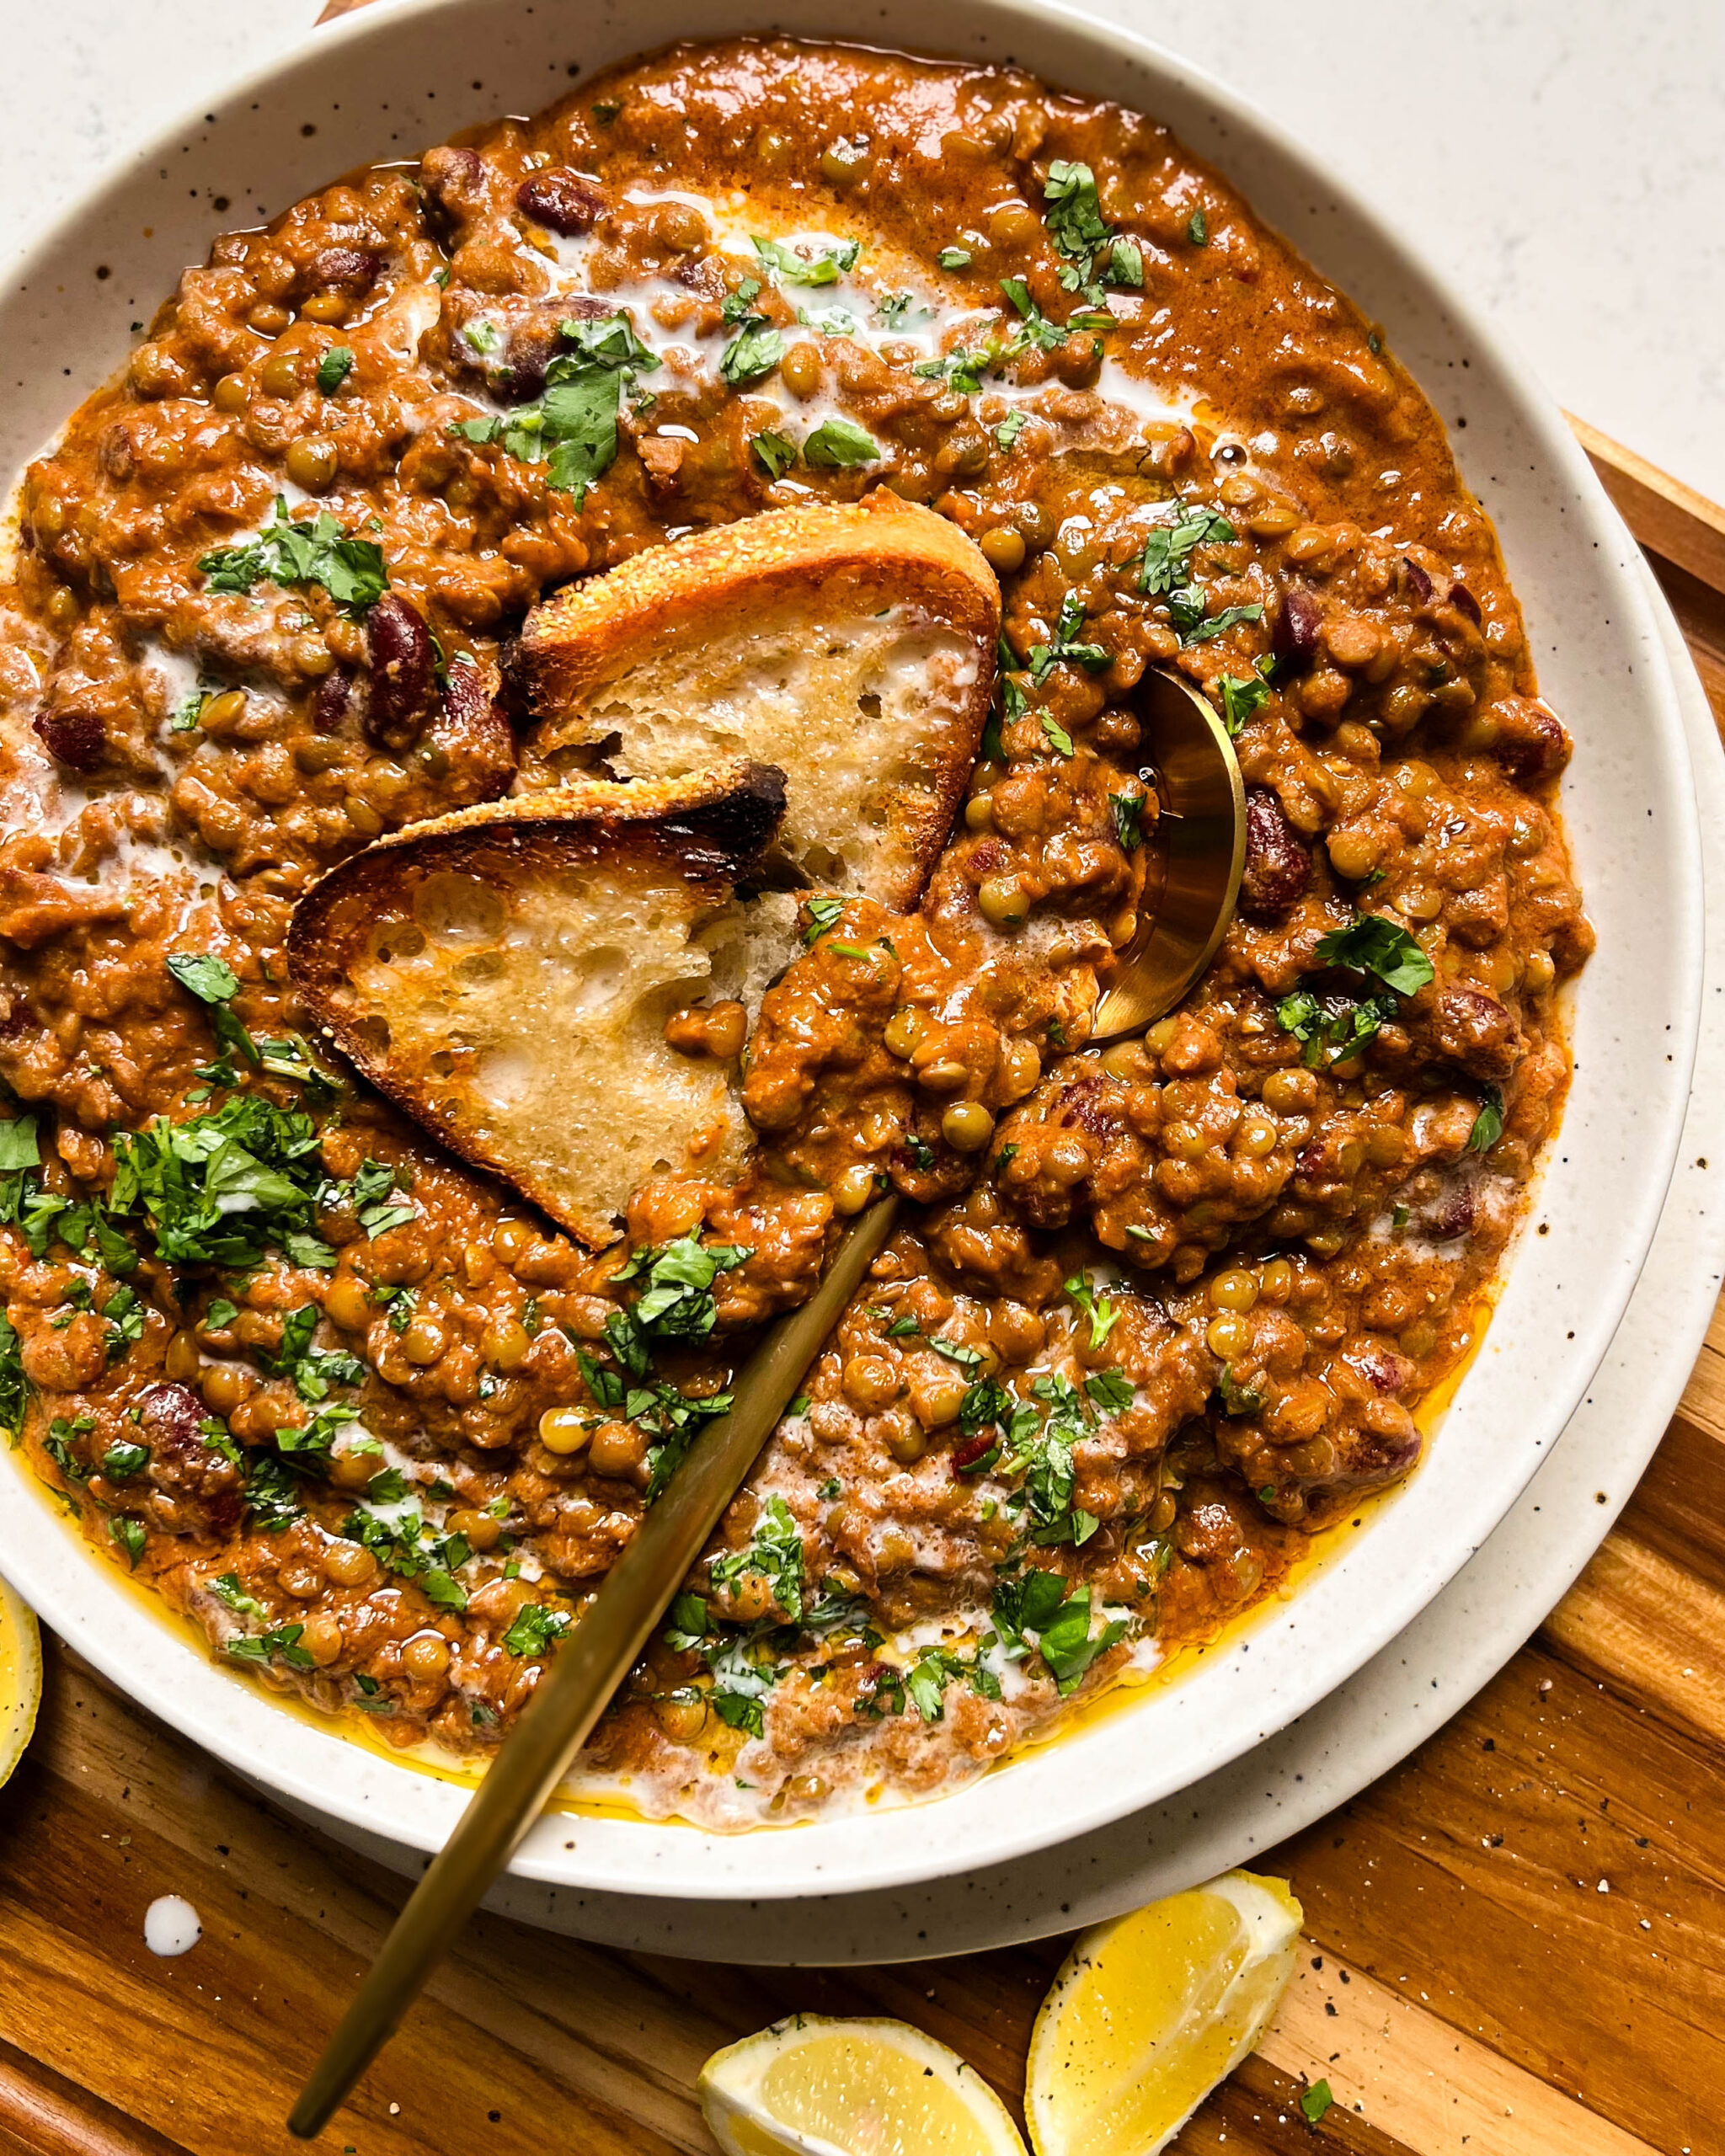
left=287, top=760, right=788, bottom=1246
left=507, top=496, right=1000, bottom=910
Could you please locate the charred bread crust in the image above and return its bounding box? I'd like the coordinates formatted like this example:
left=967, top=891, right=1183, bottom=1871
left=502, top=498, right=999, bottom=910
left=286, top=757, right=788, bottom=1236
left=508, top=496, right=1000, bottom=709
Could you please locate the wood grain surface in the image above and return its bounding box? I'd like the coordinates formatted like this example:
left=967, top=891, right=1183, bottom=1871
left=3, top=29, right=1723, bottom=2121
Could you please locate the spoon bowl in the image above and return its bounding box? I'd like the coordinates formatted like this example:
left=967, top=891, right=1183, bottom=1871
left=1091, top=667, right=1247, bottom=1042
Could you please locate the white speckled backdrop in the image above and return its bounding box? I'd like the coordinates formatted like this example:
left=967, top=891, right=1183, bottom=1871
left=6, top=0, right=1723, bottom=501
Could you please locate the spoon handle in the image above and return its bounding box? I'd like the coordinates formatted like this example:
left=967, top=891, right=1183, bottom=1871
left=290, top=1193, right=901, bottom=2139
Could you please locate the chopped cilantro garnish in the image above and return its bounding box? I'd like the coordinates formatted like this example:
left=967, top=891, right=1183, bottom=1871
left=801, top=894, right=847, bottom=945
left=1064, top=1273, right=1121, bottom=1349
left=109, top=1515, right=147, bottom=1569
left=198, top=497, right=387, bottom=612
left=1219, top=670, right=1272, bottom=735
left=937, top=245, right=972, bottom=270
left=1174, top=598, right=1265, bottom=648
left=1139, top=502, right=1235, bottom=595
left=1313, top=915, right=1435, bottom=995
left=1275, top=989, right=1399, bottom=1070
left=1468, top=1085, right=1505, bottom=1154
left=1217, top=1364, right=1263, bottom=1416
left=991, top=1567, right=1125, bottom=1694
left=1110, top=791, right=1146, bottom=851
left=504, top=1603, right=573, bottom=1657
left=803, top=418, right=880, bottom=467
left=1029, top=591, right=1109, bottom=684
left=750, top=234, right=860, bottom=286
left=710, top=1494, right=804, bottom=1625
left=227, top=1621, right=313, bottom=1669
left=1188, top=206, right=1209, bottom=247
left=316, top=346, right=355, bottom=394
left=454, top=315, right=658, bottom=504
left=750, top=429, right=798, bottom=480
left=1299, top=2080, right=1333, bottom=2125
left=613, top=1235, right=750, bottom=1343
left=1043, top=161, right=1143, bottom=303
left=719, top=318, right=784, bottom=387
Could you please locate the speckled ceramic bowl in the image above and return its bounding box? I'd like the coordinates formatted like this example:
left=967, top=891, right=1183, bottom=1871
left=0, top=0, right=1701, bottom=1908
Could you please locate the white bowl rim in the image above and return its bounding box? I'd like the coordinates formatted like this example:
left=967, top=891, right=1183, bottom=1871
left=0, top=0, right=1699, bottom=1903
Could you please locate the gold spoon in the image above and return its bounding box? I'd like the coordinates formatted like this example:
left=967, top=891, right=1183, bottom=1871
left=1092, top=664, right=1247, bottom=1040
left=289, top=666, right=1243, bottom=2140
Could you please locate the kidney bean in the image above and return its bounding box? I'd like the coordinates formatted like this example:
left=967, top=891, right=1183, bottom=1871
left=1240, top=786, right=1312, bottom=920
left=1430, top=985, right=1521, bottom=1081
left=364, top=594, right=435, bottom=750
left=1489, top=696, right=1571, bottom=786
left=1055, top=1075, right=1127, bottom=1141
left=313, top=668, right=351, bottom=734
left=1448, top=580, right=1482, bottom=626
left=420, top=145, right=485, bottom=225
left=515, top=168, right=606, bottom=235
left=1422, top=1176, right=1476, bottom=1241
left=309, top=246, right=381, bottom=291
left=1273, top=584, right=1321, bottom=671
left=33, top=706, right=105, bottom=771
left=139, top=1380, right=244, bottom=1538
left=496, top=295, right=608, bottom=400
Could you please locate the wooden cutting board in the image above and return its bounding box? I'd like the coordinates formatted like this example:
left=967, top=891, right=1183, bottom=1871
left=2, top=111, right=1722, bottom=2133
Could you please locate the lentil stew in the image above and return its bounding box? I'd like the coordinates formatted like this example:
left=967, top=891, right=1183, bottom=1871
left=0, top=38, right=1589, bottom=1827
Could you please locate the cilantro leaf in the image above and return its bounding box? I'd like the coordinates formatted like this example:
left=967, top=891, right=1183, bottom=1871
left=1299, top=2080, right=1333, bottom=2125
left=167, top=953, right=241, bottom=1006
left=1468, top=1085, right=1505, bottom=1154
left=0, top=1313, right=28, bottom=1443
left=991, top=1567, right=1124, bottom=1694
left=1219, top=670, right=1271, bottom=735
left=1217, top=1364, right=1263, bottom=1417
left=801, top=894, right=846, bottom=946
left=1313, top=915, right=1435, bottom=995
left=1110, top=791, right=1146, bottom=851
left=1274, top=988, right=1398, bottom=1069
left=504, top=1603, right=573, bottom=1657
left=750, top=234, right=860, bottom=286
left=616, top=1235, right=750, bottom=1342
left=0, top=1118, right=39, bottom=1174
left=316, top=346, right=355, bottom=394
left=199, top=497, right=387, bottom=612
left=751, top=429, right=798, bottom=479
left=1029, top=591, right=1110, bottom=683
left=803, top=419, right=880, bottom=467
left=719, top=319, right=784, bottom=386
left=709, top=1493, right=804, bottom=1625
left=109, top=1515, right=147, bottom=1569
left=1064, top=1273, right=1121, bottom=1351
left=227, top=1621, right=313, bottom=1669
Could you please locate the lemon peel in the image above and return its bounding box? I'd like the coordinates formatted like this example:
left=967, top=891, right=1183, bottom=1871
left=700, top=2012, right=1028, bottom=2156
left=1025, top=1869, right=1302, bottom=2156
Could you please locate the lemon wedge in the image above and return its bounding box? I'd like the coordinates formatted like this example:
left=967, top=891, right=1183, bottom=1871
left=1025, top=1870, right=1302, bottom=2156
left=0, top=1572, right=43, bottom=1791
left=699, top=2014, right=1028, bottom=2156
